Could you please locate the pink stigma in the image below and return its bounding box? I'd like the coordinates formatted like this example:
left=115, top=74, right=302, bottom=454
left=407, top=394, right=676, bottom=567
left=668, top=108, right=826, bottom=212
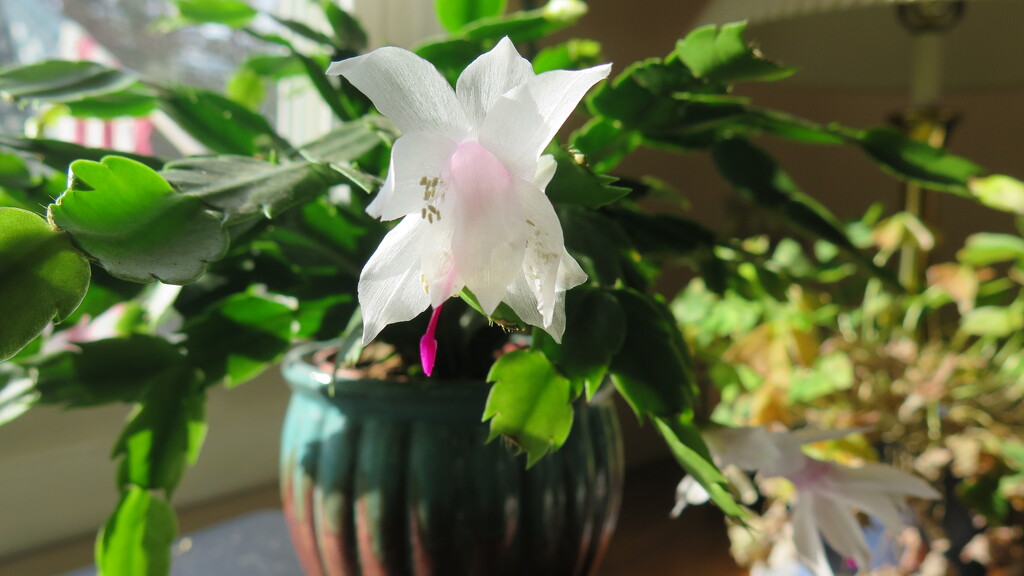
left=419, top=304, right=444, bottom=377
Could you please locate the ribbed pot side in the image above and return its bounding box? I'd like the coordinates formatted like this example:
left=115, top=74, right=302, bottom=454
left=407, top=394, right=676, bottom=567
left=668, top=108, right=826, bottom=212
left=279, top=342, right=625, bottom=576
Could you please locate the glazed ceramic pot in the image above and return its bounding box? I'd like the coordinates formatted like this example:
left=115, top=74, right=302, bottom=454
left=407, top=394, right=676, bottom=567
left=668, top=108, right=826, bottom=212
left=279, top=341, right=625, bottom=576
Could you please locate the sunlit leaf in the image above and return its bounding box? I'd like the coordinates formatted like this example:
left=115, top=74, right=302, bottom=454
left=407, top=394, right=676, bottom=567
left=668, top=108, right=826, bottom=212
left=535, top=288, right=626, bottom=400
left=533, top=39, right=603, bottom=73
left=113, top=361, right=204, bottom=495
left=856, top=127, right=983, bottom=195
left=462, top=0, right=587, bottom=43
left=484, top=349, right=574, bottom=467
left=960, top=304, right=1024, bottom=337
left=971, top=175, right=1024, bottom=215
left=958, top=233, right=1024, bottom=266
left=49, top=156, right=228, bottom=284
left=0, top=60, right=135, bottom=103
left=162, top=155, right=344, bottom=225
left=655, top=414, right=745, bottom=517
left=183, top=292, right=297, bottom=387
left=64, top=85, right=158, bottom=119
left=675, top=22, right=796, bottom=84
left=96, top=487, right=177, bottom=576
left=546, top=146, right=630, bottom=208
left=31, top=335, right=180, bottom=408
left=0, top=207, right=90, bottom=361
left=173, top=0, right=257, bottom=28
left=609, top=289, right=695, bottom=418
left=0, top=134, right=163, bottom=173
left=157, top=87, right=284, bottom=155
left=435, top=0, right=506, bottom=33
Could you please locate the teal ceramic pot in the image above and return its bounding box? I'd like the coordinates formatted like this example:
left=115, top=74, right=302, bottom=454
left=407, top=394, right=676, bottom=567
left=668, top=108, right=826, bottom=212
left=280, top=341, right=626, bottom=576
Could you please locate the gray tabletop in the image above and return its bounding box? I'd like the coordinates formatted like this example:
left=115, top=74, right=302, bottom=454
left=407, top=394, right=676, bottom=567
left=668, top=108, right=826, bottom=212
left=61, top=510, right=303, bottom=576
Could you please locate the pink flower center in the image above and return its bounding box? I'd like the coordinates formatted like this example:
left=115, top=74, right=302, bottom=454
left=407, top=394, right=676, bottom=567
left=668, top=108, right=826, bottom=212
left=448, top=140, right=513, bottom=206
left=787, top=458, right=833, bottom=489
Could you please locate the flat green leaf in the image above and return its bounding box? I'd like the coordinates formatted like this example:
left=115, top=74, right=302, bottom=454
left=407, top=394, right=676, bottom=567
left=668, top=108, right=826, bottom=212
left=654, top=415, right=745, bottom=517
left=96, top=487, right=177, bottom=576
left=268, top=14, right=336, bottom=47
left=114, top=366, right=205, bottom=495
left=49, top=156, right=228, bottom=284
left=174, top=0, right=257, bottom=27
left=0, top=60, right=135, bottom=103
left=0, top=152, right=32, bottom=188
left=225, top=66, right=266, bottom=111
left=589, top=58, right=702, bottom=134
left=606, top=206, right=717, bottom=257
left=162, top=155, right=344, bottom=225
left=415, top=39, right=486, bottom=83
left=738, top=108, right=845, bottom=145
left=570, top=117, right=641, bottom=173
left=484, top=349, right=574, bottom=467
left=538, top=288, right=626, bottom=400
left=462, top=0, right=587, bottom=43
left=299, top=120, right=385, bottom=167
left=609, top=289, right=695, bottom=418
left=241, top=54, right=305, bottom=79
left=321, top=1, right=367, bottom=54
left=533, top=39, right=603, bottom=73
left=675, top=22, right=796, bottom=84
left=958, top=233, right=1024, bottom=266
left=64, top=86, right=158, bottom=119
left=545, top=146, right=630, bottom=208
left=960, top=304, right=1024, bottom=337
left=436, top=0, right=506, bottom=33
left=183, top=292, right=297, bottom=387
left=788, top=352, right=854, bottom=403
left=31, top=335, right=183, bottom=408
left=0, top=207, right=90, bottom=361
left=157, top=87, right=284, bottom=155
left=971, top=175, right=1024, bottom=215
left=557, top=205, right=638, bottom=287
left=856, top=127, right=984, bottom=195
left=0, top=134, right=163, bottom=173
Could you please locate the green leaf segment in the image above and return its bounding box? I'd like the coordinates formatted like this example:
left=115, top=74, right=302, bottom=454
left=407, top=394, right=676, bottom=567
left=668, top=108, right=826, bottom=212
left=50, top=156, right=229, bottom=284
left=484, top=349, right=575, bottom=468
left=0, top=208, right=90, bottom=361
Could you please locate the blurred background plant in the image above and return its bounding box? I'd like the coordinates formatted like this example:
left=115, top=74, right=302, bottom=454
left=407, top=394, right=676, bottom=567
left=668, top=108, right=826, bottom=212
left=676, top=185, right=1024, bottom=573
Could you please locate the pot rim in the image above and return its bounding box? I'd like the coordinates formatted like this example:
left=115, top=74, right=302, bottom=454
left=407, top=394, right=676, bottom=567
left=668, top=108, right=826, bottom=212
left=282, top=340, right=491, bottom=399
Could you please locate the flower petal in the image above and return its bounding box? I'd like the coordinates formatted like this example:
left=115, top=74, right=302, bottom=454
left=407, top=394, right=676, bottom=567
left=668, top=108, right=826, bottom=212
left=456, top=37, right=535, bottom=128
left=836, top=462, right=940, bottom=500
left=517, top=178, right=586, bottom=327
left=533, top=153, right=557, bottom=192
left=358, top=217, right=431, bottom=344
left=556, top=248, right=587, bottom=291
left=449, top=141, right=527, bottom=314
left=812, top=495, right=871, bottom=571
left=479, top=63, right=611, bottom=180
left=790, top=496, right=835, bottom=576
left=501, top=272, right=569, bottom=342
left=828, top=488, right=905, bottom=537
left=419, top=211, right=463, bottom=308
left=328, top=47, right=468, bottom=139
left=705, top=426, right=784, bottom=472
left=367, top=132, right=458, bottom=221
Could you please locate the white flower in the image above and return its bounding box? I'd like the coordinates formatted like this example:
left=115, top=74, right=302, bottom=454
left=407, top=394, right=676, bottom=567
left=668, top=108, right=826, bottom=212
left=328, top=38, right=611, bottom=358
left=676, top=426, right=939, bottom=576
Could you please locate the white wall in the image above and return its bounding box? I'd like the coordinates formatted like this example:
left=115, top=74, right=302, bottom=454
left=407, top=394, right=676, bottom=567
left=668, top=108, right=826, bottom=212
left=0, top=370, right=292, bottom=560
